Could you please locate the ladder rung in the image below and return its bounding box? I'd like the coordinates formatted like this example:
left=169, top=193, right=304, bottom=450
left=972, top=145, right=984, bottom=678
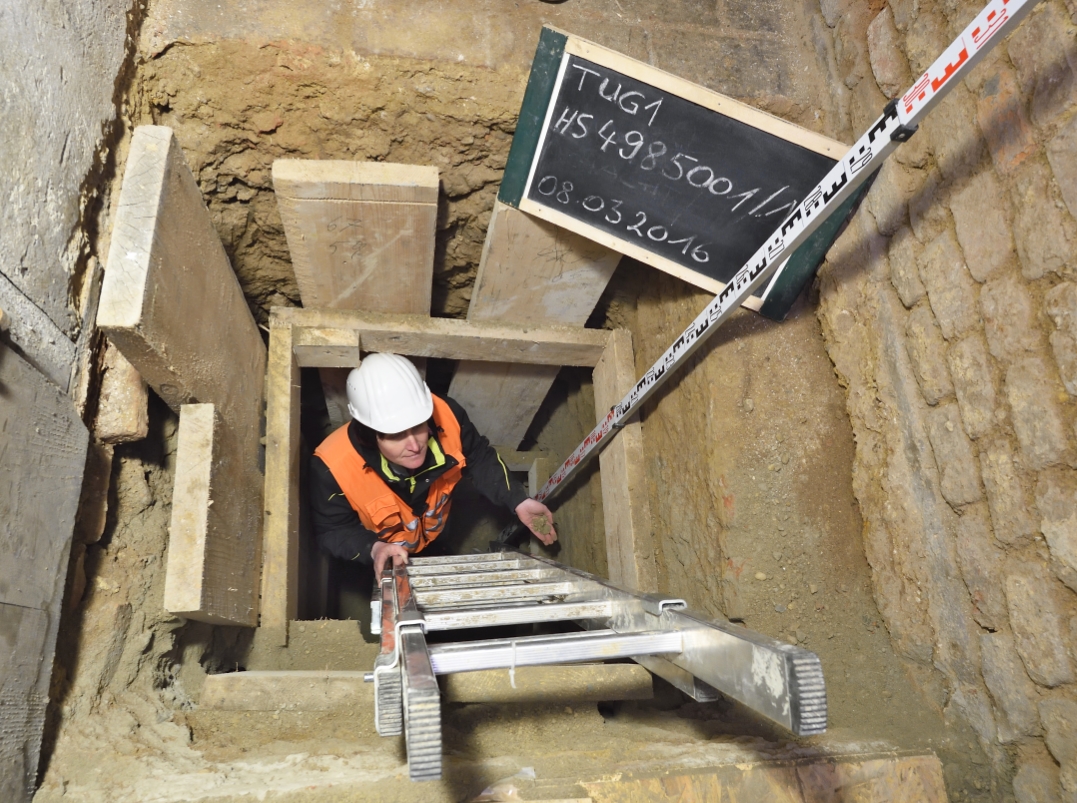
left=406, top=559, right=531, bottom=575
left=423, top=600, right=614, bottom=630
left=428, top=629, right=682, bottom=674
left=414, top=580, right=588, bottom=607
left=410, top=553, right=520, bottom=567
left=408, top=568, right=560, bottom=588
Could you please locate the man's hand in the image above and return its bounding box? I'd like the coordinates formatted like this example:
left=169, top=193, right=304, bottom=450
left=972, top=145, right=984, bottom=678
left=514, top=498, right=558, bottom=546
left=371, top=541, right=410, bottom=579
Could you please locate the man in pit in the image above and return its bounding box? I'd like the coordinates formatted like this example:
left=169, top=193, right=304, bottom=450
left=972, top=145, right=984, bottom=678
left=309, top=352, right=557, bottom=579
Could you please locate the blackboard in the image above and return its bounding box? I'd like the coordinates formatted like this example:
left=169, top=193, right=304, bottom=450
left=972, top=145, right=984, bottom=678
left=500, top=28, right=868, bottom=321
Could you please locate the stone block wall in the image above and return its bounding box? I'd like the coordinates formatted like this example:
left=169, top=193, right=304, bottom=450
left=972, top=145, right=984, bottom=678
left=815, top=0, right=1077, bottom=797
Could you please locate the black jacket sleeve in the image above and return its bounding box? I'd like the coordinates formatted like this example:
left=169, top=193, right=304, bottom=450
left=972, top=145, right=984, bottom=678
left=443, top=396, right=530, bottom=512
left=308, top=457, right=379, bottom=565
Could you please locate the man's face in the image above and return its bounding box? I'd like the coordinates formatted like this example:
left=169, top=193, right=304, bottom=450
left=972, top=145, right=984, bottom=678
left=376, top=423, right=430, bottom=470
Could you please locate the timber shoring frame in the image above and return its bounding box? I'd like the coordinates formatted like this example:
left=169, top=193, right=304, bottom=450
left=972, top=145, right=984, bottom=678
left=260, top=308, right=653, bottom=643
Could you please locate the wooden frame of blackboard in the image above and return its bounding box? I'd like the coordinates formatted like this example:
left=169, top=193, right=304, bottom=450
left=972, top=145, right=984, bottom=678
left=500, top=27, right=863, bottom=320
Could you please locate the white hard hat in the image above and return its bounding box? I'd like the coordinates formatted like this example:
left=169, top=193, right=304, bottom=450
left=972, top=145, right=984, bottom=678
left=346, top=353, right=433, bottom=433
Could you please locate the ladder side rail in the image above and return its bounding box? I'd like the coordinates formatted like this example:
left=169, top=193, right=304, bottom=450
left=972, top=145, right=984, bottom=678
left=534, top=0, right=1042, bottom=504
left=518, top=549, right=826, bottom=735
left=400, top=626, right=442, bottom=781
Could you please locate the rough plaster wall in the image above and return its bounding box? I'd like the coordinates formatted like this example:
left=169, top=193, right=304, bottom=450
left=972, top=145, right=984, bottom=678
left=814, top=0, right=1077, bottom=798
left=0, top=0, right=133, bottom=369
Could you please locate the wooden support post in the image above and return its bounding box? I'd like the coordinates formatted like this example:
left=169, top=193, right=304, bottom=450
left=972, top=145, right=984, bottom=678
left=98, top=126, right=266, bottom=625
left=528, top=458, right=552, bottom=498
left=592, top=329, right=656, bottom=591
left=273, top=309, right=610, bottom=366
left=165, top=403, right=260, bottom=623
left=449, top=201, right=620, bottom=447
left=261, top=323, right=301, bottom=642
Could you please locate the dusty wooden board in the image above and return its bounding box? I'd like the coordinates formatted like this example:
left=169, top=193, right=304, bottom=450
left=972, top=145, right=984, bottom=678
left=592, top=329, right=656, bottom=591
left=528, top=457, right=552, bottom=498
left=272, top=160, right=437, bottom=313
left=273, top=159, right=437, bottom=430
left=579, top=753, right=947, bottom=802
left=441, top=664, right=652, bottom=703
left=0, top=347, right=88, bottom=803
left=164, top=404, right=256, bottom=623
left=261, top=324, right=301, bottom=640
left=449, top=201, right=620, bottom=446
left=292, top=327, right=361, bottom=368
left=275, top=310, right=611, bottom=366
left=93, top=338, right=148, bottom=444
left=98, top=125, right=266, bottom=626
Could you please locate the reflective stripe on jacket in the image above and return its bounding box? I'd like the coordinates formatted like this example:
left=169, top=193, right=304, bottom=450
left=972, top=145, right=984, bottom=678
left=313, top=396, right=467, bottom=554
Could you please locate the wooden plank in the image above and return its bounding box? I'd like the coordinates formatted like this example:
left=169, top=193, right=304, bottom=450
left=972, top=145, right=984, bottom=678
left=261, top=323, right=301, bottom=641
left=275, top=310, right=611, bottom=366
left=164, top=404, right=257, bottom=624
left=0, top=347, right=88, bottom=803
left=164, top=404, right=214, bottom=618
left=93, top=339, right=148, bottom=444
left=449, top=202, right=620, bottom=446
left=528, top=458, right=552, bottom=497
left=440, top=664, right=652, bottom=703
left=592, top=329, right=656, bottom=591
left=581, top=754, right=947, bottom=803
left=98, top=125, right=266, bottom=625
left=200, top=670, right=370, bottom=711
left=292, top=327, right=360, bottom=368
left=272, top=160, right=437, bottom=313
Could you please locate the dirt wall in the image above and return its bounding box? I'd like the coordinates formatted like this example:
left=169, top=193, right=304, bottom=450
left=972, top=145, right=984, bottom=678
left=812, top=0, right=1077, bottom=799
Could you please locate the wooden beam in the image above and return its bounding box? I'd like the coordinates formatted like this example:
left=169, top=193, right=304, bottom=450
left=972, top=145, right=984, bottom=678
left=449, top=202, right=620, bottom=446
left=592, top=329, right=656, bottom=591
left=528, top=458, right=552, bottom=499
left=292, top=327, right=360, bottom=368
left=579, top=754, right=946, bottom=802
left=97, top=126, right=266, bottom=625
left=274, top=310, right=610, bottom=366
left=164, top=404, right=258, bottom=624
left=261, top=323, right=301, bottom=641
left=272, top=160, right=438, bottom=313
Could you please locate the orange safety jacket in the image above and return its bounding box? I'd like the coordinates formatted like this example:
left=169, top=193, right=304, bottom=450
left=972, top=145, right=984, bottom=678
left=313, top=396, right=466, bottom=554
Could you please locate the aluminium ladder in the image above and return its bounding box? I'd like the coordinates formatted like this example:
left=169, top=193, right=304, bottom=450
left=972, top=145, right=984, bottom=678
left=369, top=549, right=826, bottom=781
